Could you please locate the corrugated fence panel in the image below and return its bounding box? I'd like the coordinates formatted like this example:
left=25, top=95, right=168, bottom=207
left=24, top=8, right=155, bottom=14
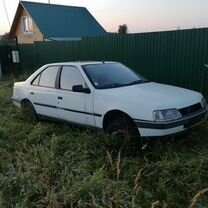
left=18, top=28, right=208, bottom=94
left=34, top=41, right=65, bottom=67
left=19, top=44, right=35, bottom=72
left=64, top=41, right=81, bottom=62
left=26, top=41, right=82, bottom=68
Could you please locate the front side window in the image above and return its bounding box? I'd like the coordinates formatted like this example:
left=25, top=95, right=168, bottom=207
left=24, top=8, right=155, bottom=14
left=60, top=66, right=85, bottom=91
left=22, top=16, right=33, bottom=34
left=83, top=63, right=147, bottom=89
left=38, top=66, right=59, bottom=88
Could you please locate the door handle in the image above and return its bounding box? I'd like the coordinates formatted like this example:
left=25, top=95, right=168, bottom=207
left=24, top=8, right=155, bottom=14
left=57, top=96, right=63, bottom=100
left=30, top=92, right=35, bottom=95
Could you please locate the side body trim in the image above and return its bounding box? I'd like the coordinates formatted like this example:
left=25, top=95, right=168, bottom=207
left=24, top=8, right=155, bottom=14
left=33, top=102, right=102, bottom=117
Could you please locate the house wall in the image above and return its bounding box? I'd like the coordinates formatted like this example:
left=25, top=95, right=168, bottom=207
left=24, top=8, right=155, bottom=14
left=15, top=9, right=43, bottom=44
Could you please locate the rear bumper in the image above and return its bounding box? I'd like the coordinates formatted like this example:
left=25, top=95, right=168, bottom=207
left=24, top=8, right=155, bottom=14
left=134, top=107, right=208, bottom=137
left=11, top=97, right=21, bottom=108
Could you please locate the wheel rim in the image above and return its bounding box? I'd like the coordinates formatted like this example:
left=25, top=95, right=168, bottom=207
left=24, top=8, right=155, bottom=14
left=111, top=129, right=129, bottom=139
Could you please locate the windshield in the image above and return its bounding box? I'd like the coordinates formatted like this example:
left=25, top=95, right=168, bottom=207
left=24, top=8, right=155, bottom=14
left=82, top=63, right=148, bottom=89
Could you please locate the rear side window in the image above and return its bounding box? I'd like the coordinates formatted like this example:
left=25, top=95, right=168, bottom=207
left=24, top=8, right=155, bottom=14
left=60, top=66, right=85, bottom=90
left=36, top=66, right=59, bottom=88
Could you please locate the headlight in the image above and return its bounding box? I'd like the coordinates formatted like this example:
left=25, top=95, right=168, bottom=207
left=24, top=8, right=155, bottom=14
left=201, top=97, right=207, bottom=109
left=153, top=109, right=182, bottom=122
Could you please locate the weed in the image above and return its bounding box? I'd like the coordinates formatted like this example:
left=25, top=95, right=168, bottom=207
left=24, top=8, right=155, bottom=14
left=0, top=78, right=208, bottom=207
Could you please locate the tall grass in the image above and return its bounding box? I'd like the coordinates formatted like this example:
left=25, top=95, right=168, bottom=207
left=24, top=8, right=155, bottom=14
left=0, top=78, right=208, bottom=207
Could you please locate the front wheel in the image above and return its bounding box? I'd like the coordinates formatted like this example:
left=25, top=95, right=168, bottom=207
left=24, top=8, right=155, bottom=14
left=106, top=117, right=140, bottom=150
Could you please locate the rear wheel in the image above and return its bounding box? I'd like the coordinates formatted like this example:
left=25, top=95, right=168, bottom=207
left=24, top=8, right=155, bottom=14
left=21, top=100, right=37, bottom=122
left=106, top=117, right=140, bottom=151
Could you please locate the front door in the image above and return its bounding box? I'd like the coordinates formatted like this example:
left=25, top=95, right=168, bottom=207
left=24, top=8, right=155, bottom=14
left=57, top=66, right=95, bottom=126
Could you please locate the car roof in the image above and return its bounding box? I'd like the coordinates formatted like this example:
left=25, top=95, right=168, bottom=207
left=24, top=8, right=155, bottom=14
left=45, top=61, right=117, bottom=67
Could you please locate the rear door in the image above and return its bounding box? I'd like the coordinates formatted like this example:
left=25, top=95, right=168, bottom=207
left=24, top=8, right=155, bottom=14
left=57, top=65, right=95, bottom=126
left=29, top=65, right=60, bottom=118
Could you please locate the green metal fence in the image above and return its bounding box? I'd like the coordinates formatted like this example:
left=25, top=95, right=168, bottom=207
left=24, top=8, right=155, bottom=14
left=18, top=28, right=208, bottom=94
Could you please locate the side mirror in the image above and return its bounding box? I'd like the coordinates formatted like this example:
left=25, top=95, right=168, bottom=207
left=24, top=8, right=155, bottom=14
left=72, top=85, right=91, bottom=94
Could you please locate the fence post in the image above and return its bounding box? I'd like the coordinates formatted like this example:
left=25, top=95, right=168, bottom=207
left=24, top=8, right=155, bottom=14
left=0, top=61, right=2, bottom=79
left=33, top=42, right=36, bottom=70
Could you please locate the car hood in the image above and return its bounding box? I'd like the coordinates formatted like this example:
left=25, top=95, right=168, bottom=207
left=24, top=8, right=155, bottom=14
left=96, top=82, right=202, bottom=109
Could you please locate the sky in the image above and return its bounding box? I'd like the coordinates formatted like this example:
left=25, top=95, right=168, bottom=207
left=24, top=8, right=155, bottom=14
left=0, top=0, right=208, bottom=35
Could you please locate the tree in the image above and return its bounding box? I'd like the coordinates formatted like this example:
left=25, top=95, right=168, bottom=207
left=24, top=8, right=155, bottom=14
left=1, top=32, right=9, bottom=40
left=118, top=24, right=128, bottom=34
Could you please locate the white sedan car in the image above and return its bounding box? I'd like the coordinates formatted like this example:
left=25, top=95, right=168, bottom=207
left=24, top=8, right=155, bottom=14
left=12, top=62, right=208, bottom=139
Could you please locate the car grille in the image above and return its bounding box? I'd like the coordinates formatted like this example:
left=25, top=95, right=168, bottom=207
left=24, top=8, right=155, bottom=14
left=179, top=103, right=202, bottom=116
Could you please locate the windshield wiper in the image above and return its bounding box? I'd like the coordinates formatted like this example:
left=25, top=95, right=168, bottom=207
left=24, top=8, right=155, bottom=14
left=100, top=80, right=150, bottom=89
left=127, top=79, right=150, bottom=85
left=100, top=83, right=125, bottom=89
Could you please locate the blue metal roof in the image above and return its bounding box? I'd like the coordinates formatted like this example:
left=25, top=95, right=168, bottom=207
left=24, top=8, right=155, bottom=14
left=20, top=1, right=107, bottom=38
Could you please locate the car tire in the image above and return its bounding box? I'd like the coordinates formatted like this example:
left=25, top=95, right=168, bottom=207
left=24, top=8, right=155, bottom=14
left=106, top=117, right=140, bottom=150
left=21, top=100, right=38, bottom=122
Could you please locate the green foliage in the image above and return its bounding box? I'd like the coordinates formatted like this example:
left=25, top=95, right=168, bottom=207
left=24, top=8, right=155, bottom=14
left=0, top=78, right=208, bottom=207
left=118, top=24, right=128, bottom=34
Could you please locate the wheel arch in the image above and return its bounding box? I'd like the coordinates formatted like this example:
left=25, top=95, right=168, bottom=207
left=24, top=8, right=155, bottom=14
left=103, top=109, right=137, bottom=131
left=21, top=98, right=32, bottom=106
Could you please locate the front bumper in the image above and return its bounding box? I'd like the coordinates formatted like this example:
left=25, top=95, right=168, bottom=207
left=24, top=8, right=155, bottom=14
left=134, top=107, right=208, bottom=137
